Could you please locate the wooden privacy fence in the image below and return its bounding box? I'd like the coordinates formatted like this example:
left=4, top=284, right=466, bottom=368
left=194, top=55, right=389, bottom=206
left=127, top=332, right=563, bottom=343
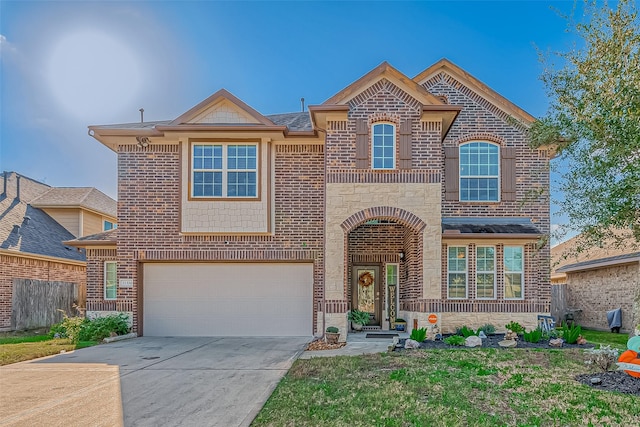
left=551, top=284, right=568, bottom=325
left=11, top=279, right=85, bottom=330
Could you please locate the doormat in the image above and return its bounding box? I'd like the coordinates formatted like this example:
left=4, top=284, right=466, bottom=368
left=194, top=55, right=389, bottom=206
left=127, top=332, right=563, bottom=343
left=366, top=333, right=399, bottom=339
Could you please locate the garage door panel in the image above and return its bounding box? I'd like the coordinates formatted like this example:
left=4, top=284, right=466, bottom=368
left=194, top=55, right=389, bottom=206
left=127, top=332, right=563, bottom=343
left=144, top=263, right=313, bottom=337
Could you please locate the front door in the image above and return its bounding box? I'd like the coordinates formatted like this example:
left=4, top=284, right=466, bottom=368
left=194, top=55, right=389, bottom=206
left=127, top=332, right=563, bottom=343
left=352, top=266, right=381, bottom=326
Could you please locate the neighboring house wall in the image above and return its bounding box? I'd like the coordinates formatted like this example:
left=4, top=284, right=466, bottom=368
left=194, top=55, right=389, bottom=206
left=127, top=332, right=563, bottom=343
left=0, top=252, right=85, bottom=330
left=41, top=208, right=81, bottom=237
left=112, top=142, right=324, bottom=333
left=566, top=262, right=639, bottom=332
left=82, top=211, right=105, bottom=237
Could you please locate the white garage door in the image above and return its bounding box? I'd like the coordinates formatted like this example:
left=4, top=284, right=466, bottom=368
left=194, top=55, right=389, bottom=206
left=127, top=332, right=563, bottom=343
left=143, top=263, right=313, bottom=337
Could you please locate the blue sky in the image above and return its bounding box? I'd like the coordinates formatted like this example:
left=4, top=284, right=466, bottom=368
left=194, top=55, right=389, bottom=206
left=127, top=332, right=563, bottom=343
left=1, top=1, right=584, bottom=239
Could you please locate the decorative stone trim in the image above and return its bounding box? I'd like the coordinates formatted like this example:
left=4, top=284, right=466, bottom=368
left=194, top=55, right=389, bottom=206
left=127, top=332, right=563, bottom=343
left=340, top=206, right=427, bottom=233
left=401, top=299, right=549, bottom=313
left=118, top=144, right=179, bottom=153
left=327, top=169, right=440, bottom=184
left=451, top=132, right=506, bottom=146
left=323, top=300, right=348, bottom=313
left=349, top=78, right=422, bottom=112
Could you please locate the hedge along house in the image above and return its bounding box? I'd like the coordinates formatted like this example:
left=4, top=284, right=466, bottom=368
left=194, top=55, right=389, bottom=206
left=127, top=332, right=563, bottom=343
left=69, top=59, right=551, bottom=340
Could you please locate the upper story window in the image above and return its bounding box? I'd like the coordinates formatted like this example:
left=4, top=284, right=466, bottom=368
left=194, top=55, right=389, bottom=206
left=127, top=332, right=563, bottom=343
left=371, top=123, right=395, bottom=169
left=192, top=144, right=257, bottom=198
left=103, top=220, right=117, bottom=231
left=459, top=142, right=499, bottom=201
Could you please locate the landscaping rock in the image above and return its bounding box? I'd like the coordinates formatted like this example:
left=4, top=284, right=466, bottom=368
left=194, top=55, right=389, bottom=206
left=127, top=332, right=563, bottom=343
left=404, top=339, right=420, bottom=349
left=549, top=338, right=564, bottom=348
left=465, top=336, right=482, bottom=347
left=504, top=330, right=518, bottom=341
left=478, top=331, right=487, bottom=339
left=498, top=339, right=517, bottom=348
left=591, top=377, right=602, bottom=385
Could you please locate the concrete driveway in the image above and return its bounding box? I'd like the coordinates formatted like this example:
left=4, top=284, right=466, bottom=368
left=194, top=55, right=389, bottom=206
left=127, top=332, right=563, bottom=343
left=0, top=336, right=309, bottom=427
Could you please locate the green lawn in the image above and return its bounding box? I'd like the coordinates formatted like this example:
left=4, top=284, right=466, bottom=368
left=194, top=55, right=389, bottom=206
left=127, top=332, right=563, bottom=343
left=0, top=332, right=98, bottom=366
left=580, top=328, right=631, bottom=350
left=253, top=348, right=639, bottom=427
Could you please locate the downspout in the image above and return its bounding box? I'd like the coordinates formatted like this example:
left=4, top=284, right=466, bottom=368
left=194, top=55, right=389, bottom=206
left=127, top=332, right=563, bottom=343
left=319, top=126, right=328, bottom=339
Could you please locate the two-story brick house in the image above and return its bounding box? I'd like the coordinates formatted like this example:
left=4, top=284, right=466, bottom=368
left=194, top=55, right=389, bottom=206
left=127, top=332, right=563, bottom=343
left=71, top=59, right=551, bottom=339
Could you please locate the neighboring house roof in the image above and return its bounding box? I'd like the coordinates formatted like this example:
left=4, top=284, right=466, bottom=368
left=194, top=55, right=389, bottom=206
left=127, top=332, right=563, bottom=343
left=66, top=229, right=118, bottom=247
left=556, top=252, right=640, bottom=274
left=0, top=195, right=85, bottom=262
left=442, top=217, right=541, bottom=237
left=31, top=187, right=117, bottom=218
left=551, top=234, right=639, bottom=278
left=266, top=112, right=312, bottom=132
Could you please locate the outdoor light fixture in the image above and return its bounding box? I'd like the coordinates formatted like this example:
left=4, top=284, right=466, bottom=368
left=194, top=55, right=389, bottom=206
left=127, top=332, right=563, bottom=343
left=399, top=251, right=405, bottom=260
left=136, top=136, right=150, bottom=148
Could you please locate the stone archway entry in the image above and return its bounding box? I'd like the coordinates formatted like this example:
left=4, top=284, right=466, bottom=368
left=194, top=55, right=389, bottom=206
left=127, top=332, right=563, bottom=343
left=351, top=265, right=381, bottom=327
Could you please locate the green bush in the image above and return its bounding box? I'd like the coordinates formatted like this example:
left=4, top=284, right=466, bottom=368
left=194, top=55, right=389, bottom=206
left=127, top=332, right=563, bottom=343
left=410, top=327, right=427, bottom=342
left=49, top=313, right=87, bottom=342
left=505, top=321, right=525, bottom=335
left=562, top=322, right=582, bottom=344
left=523, top=327, right=543, bottom=343
left=444, top=335, right=465, bottom=346
left=326, top=326, right=339, bottom=333
left=348, top=309, right=371, bottom=326
left=456, top=325, right=476, bottom=338
left=478, top=324, right=496, bottom=335
left=79, top=314, right=131, bottom=342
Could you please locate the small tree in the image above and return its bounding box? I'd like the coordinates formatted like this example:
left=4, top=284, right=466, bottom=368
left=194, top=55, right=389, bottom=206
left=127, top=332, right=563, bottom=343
left=531, top=0, right=640, bottom=250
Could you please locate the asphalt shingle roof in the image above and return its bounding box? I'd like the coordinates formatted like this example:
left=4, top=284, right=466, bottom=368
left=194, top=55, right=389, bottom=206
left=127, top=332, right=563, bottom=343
left=266, top=112, right=313, bottom=131
left=72, top=228, right=118, bottom=243
left=0, top=196, right=85, bottom=262
left=31, top=187, right=117, bottom=218
left=442, top=217, right=541, bottom=234
left=556, top=251, right=640, bottom=273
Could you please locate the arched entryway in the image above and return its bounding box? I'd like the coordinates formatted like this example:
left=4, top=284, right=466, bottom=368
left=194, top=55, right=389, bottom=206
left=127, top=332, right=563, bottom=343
left=341, top=207, right=425, bottom=331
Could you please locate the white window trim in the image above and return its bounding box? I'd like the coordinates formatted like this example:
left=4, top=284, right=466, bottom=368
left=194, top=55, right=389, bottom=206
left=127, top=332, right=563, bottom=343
left=447, top=246, right=468, bottom=300
left=476, top=245, right=496, bottom=300
left=191, top=143, right=258, bottom=199
left=371, top=122, right=396, bottom=170
left=504, top=245, right=525, bottom=300
left=104, top=261, right=117, bottom=301
left=459, top=141, right=501, bottom=202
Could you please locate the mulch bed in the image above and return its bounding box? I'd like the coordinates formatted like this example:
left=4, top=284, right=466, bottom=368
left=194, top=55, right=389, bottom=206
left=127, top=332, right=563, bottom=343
left=392, top=333, right=595, bottom=351
left=306, top=340, right=346, bottom=351
left=575, top=371, right=640, bottom=395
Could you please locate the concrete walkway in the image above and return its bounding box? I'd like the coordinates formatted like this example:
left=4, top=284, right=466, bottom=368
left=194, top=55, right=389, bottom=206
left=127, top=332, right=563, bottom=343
left=299, top=331, right=408, bottom=359
left=0, top=336, right=309, bottom=427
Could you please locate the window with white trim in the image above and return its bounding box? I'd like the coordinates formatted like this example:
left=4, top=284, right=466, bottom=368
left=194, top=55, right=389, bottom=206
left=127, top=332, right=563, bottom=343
left=447, top=246, right=467, bottom=299
left=460, top=141, right=499, bottom=201
left=104, top=261, right=117, bottom=300
left=504, top=246, right=524, bottom=299
left=371, top=123, right=395, bottom=169
left=192, top=144, right=257, bottom=198
left=476, top=246, right=496, bottom=299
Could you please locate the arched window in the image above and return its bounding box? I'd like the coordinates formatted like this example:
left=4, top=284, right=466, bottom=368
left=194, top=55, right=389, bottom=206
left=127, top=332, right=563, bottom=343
left=459, top=141, right=499, bottom=201
left=371, top=123, right=395, bottom=169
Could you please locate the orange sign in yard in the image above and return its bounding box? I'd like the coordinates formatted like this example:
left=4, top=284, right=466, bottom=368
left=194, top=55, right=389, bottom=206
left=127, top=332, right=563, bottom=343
left=428, top=313, right=438, bottom=324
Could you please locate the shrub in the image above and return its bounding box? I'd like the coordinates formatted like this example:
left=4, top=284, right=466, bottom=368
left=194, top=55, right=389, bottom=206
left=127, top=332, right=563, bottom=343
left=78, top=314, right=131, bottom=342
left=505, top=321, right=525, bottom=335
left=456, top=325, right=477, bottom=338
left=523, top=327, right=543, bottom=343
left=348, top=309, right=371, bottom=326
left=562, top=322, right=582, bottom=344
left=585, top=345, right=619, bottom=372
left=444, top=335, right=465, bottom=346
left=49, top=313, right=87, bottom=342
left=326, top=326, right=339, bottom=333
left=410, top=327, right=427, bottom=342
left=478, top=324, right=496, bottom=335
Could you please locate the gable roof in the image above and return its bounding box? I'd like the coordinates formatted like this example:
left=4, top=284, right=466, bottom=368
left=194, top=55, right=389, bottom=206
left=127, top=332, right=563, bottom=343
left=413, top=58, right=536, bottom=125
left=266, top=112, right=312, bottom=131
left=31, top=187, right=117, bottom=218
left=324, top=61, right=445, bottom=106
left=66, top=228, right=118, bottom=248
left=0, top=195, right=85, bottom=262
left=556, top=251, right=640, bottom=274
left=169, top=89, right=276, bottom=126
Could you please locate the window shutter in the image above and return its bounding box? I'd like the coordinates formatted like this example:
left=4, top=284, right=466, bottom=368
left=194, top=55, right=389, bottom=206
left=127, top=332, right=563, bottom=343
left=444, top=147, right=459, bottom=201
left=501, top=147, right=517, bottom=201
left=355, top=118, right=369, bottom=169
left=399, top=120, right=412, bottom=169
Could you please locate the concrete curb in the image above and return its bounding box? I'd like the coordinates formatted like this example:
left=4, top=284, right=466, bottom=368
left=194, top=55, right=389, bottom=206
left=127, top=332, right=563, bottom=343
left=102, top=332, right=137, bottom=343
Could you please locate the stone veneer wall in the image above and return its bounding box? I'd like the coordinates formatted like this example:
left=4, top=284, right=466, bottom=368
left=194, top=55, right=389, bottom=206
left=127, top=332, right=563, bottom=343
left=566, top=262, right=639, bottom=332
left=0, top=253, right=85, bottom=330
left=112, top=143, right=324, bottom=334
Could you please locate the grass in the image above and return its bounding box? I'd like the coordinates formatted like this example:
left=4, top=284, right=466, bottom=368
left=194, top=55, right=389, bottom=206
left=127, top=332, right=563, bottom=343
left=0, top=331, right=98, bottom=366
left=580, top=329, right=630, bottom=350
left=253, top=348, right=639, bottom=426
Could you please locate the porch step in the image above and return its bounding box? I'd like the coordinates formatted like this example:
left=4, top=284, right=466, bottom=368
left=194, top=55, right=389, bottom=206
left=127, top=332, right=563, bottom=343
left=362, top=325, right=381, bottom=331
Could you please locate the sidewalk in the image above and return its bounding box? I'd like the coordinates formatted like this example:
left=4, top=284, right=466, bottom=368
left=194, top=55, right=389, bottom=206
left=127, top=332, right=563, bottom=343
left=299, top=331, right=409, bottom=359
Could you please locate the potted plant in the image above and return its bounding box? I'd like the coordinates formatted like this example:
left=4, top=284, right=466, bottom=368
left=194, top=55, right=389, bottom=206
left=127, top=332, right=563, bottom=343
left=348, top=309, right=371, bottom=331
left=325, top=326, right=340, bottom=344
left=394, top=318, right=407, bottom=332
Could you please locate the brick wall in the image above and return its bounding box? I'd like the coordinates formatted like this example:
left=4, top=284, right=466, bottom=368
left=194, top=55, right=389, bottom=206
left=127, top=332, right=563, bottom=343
left=0, top=253, right=85, bottom=330
left=110, top=143, right=324, bottom=333
left=566, top=262, right=639, bottom=332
